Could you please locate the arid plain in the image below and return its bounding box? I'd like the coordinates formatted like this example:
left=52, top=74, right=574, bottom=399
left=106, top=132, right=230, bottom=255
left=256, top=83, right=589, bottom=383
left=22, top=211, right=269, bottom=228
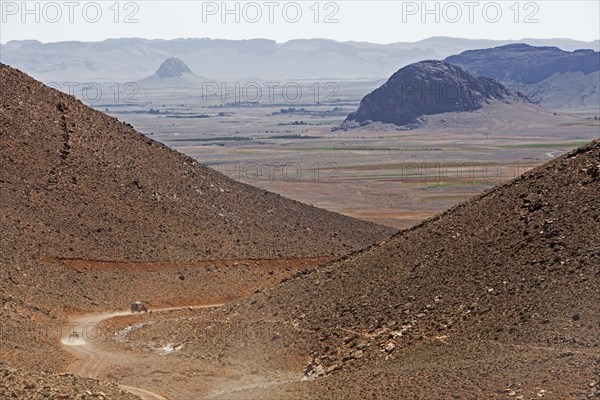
left=105, top=81, right=600, bottom=229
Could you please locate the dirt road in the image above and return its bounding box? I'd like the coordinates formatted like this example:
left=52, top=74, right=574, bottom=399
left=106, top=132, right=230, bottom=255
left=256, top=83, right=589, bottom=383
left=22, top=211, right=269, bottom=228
left=61, top=305, right=223, bottom=400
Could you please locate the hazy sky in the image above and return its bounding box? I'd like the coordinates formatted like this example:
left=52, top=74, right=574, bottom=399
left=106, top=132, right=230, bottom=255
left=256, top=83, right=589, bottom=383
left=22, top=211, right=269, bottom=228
left=1, top=1, right=599, bottom=44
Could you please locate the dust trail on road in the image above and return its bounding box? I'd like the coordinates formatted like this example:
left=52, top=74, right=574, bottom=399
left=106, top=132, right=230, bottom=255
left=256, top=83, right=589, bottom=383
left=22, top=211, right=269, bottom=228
left=61, top=305, right=223, bottom=400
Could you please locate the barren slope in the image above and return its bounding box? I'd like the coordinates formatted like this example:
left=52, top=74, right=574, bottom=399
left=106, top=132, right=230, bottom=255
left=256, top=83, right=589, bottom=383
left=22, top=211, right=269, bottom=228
left=135, top=140, right=600, bottom=398
left=0, top=365, right=139, bottom=400
left=0, top=64, right=393, bottom=264
left=0, top=63, right=393, bottom=374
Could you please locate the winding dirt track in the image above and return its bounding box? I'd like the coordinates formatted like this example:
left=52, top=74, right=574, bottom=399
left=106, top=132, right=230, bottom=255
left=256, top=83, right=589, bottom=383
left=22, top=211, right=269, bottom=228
left=61, top=305, right=223, bottom=400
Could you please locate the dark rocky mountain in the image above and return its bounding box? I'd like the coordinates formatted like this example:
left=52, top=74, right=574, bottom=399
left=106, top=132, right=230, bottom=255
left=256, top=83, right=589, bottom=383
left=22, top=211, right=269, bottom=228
left=343, top=60, right=521, bottom=128
left=446, top=44, right=600, bottom=110
left=446, top=43, right=600, bottom=84
left=155, top=57, right=193, bottom=78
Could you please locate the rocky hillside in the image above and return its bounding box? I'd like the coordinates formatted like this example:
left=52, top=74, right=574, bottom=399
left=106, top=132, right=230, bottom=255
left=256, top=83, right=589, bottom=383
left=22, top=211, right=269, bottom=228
left=0, top=63, right=392, bottom=265
left=446, top=44, right=600, bottom=110
left=142, top=139, right=600, bottom=398
left=343, top=60, right=522, bottom=128
left=0, top=365, right=138, bottom=400
left=0, top=63, right=394, bottom=376
left=446, top=44, right=599, bottom=84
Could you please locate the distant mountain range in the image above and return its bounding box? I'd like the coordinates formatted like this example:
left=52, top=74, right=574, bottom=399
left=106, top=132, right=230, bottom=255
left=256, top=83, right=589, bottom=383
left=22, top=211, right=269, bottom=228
left=446, top=44, right=600, bottom=110
left=1, top=37, right=598, bottom=82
